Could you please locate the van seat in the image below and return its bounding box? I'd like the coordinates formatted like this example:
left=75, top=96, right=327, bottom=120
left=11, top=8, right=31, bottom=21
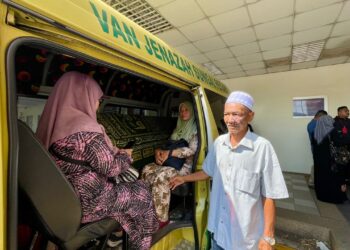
left=17, top=119, right=119, bottom=249
left=97, top=113, right=176, bottom=169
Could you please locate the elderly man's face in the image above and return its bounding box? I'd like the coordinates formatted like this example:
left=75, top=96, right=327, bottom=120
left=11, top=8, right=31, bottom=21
left=223, top=103, right=254, bottom=136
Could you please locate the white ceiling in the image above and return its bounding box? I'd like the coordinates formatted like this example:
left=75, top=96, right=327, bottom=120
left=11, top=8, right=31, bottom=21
left=105, top=0, right=350, bottom=79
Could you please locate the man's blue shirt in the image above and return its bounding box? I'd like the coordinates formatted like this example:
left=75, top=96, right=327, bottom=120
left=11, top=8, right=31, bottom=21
left=307, top=119, right=317, bottom=142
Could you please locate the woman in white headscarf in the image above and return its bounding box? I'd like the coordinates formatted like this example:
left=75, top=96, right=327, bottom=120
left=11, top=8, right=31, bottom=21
left=141, top=101, right=198, bottom=228
left=313, top=115, right=347, bottom=203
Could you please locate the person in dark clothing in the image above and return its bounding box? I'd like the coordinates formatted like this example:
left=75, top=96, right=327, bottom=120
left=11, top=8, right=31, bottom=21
left=313, top=115, right=348, bottom=204
left=333, top=106, right=350, bottom=183
left=307, top=110, right=328, bottom=145
left=334, top=106, right=350, bottom=136
left=307, top=110, right=328, bottom=187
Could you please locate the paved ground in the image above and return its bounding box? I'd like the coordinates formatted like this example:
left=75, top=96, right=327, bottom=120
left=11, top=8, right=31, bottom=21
left=276, top=172, right=350, bottom=250
left=276, top=173, right=320, bottom=216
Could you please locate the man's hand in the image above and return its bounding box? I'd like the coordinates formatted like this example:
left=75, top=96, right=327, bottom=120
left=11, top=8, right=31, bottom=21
left=169, top=170, right=209, bottom=190
left=169, top=176, right=185, bottom=190
left=258, top=238, right=273, bottom=250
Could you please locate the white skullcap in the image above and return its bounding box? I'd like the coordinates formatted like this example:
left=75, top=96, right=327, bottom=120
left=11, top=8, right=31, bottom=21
left=226, top=91, right=254, bottom=111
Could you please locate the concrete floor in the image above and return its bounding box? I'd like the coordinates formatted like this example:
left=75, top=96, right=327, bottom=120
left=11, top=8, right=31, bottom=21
left=276, top=173, right=350, bottom=250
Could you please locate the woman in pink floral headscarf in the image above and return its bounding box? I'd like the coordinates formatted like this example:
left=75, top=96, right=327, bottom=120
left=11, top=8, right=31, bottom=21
left=36, top=71, right=158, bottom=250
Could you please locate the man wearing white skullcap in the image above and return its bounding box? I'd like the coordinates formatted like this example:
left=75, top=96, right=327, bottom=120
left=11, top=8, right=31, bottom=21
left=170, top=91, right=288, bottom=250
left=225, top=91, right=254, bottom=110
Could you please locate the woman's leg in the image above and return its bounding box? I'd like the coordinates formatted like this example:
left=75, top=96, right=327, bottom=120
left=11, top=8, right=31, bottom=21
left=150, top=167, right=178, bottom=222
left=141, top=163, right=161, bottom=185
left=107, top=181, right=158, bottom=250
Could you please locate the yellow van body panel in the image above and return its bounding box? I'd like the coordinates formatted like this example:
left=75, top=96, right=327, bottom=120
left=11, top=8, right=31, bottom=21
left=151, top=227, right=194, bottom=250
left=0, top=4, right=11, bottom=249
left=0, top=49, right=8, bottom=250
left=192, top=92, right=210, bottom=243
left=7, top=0, right=228, bottom=95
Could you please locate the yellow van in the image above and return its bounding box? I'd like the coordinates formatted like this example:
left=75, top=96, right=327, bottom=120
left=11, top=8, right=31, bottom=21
left=0, top=0, right=228, bottom=249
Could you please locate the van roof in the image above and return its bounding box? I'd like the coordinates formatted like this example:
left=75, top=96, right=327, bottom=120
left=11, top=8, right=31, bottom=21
left=7, top=0, right=228, bottom=95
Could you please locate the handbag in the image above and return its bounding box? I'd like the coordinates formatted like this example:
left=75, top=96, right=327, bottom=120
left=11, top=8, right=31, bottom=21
left=114, top=167, right=139, bottom=183
left=161, top=139, right=189, bottom=170
left=329, top=137, right=350, bottom=165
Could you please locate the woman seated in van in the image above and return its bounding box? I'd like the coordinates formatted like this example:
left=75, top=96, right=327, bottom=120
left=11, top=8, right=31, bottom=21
left=141, top=101, right=198, bottom=228
left=36, top=71, right=158, bottom=250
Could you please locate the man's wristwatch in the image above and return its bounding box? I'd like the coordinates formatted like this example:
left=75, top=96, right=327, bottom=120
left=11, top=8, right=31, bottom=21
left=262, top=236, right=276, bottom=246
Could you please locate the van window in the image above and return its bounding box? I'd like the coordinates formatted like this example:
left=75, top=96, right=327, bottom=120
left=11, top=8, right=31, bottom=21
left=204, top=88, right=227, bottom=134
left=17, top=96, right=46, bottom=132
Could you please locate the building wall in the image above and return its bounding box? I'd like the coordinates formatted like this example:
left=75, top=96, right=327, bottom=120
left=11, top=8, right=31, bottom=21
left=223, top=63, right=350, bottom=174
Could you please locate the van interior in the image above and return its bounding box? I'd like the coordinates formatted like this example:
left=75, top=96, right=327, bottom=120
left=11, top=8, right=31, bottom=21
left=12, top=42, right=202, bottom=249
left=10, top=41, right=227, bottom=249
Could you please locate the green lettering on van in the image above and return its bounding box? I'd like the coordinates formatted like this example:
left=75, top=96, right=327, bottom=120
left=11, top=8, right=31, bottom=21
left=90, top=1, right=109, bottom=33
left=145, top=36, right=180, bottom=68
left=167, top=51, right=177, bottom=68
left=143, top=36, right=213, bottom=81
left=184, top=60, right=194, bottom=76
left=111, top=16, right=128, bottom=43
left=173, top=54, right=183, bottom=71
left=192, top=65, right=200, bottom=80
left=150, top=39, right=162, bottom=60
left=144, top=35, right=153, bottom=55
left=90, top=1, right=141, bottom=49
left=158, top=45, right=170, bottom=65
left=179, top=57, right=188, bottom=73
left=123, top=23, right=141, bottom=49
